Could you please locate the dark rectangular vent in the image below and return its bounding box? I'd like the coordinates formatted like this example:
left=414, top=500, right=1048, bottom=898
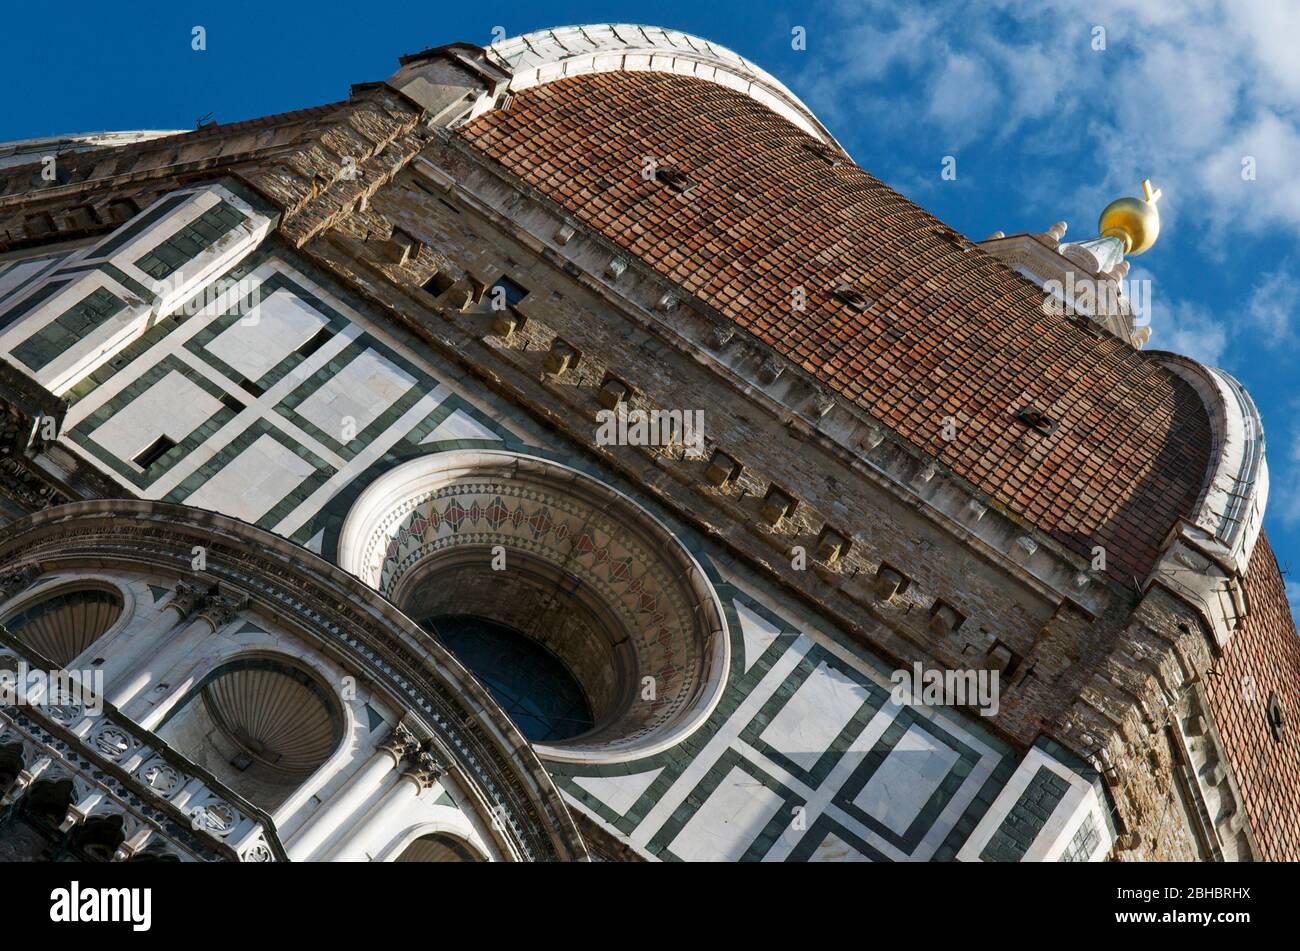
left=803, top=142, right=845, bottom=167
left=422, top=271, right=457, bottom=296
left=1012, top=407, right=1058, bottom=435
left=134, top=435, right=177, bottom=469
left=655, top=167, right=697, bottom=195
left=296, top=327, right=332, bottom=359
left=832, top=285, right=872, bottom=312
left=488, top=276, right=529, bottom=309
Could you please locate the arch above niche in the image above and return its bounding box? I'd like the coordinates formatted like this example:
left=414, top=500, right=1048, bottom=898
left=155, top=653, right=347, bottom=813
left=337, top=449, right=730, bottom=763
left=0, top=499, right=587, bottom=862
left=394, top=831, right=484, bottom=862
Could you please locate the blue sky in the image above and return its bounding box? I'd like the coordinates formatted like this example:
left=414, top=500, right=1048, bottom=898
left=4, top=0, right=1298, bottom=613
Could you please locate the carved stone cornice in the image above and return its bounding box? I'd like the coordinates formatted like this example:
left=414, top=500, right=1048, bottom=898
left=0, top=455, right=69, bottom=513
left=0, top=564, right=39, bottom=601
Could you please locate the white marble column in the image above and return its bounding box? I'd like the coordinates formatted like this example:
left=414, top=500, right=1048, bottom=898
left=106, top=617, right=211, bottom=712
left=124, top=592, right=245, bottom=728
left=286, top=725, right=419, bottom=862
left=325, top=748, right=447, bottom=862
left=98, top=581, right=207, bottom=703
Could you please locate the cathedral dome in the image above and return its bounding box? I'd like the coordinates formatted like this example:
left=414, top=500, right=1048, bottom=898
left=459, top=69, right=1213, bottom=583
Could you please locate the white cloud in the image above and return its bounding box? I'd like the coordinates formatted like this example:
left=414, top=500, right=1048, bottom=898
left=926, top=53, right=999, bottom=145
left=800, top=0, right=1300, bottom=242
left=1244, top=267, right=1300, bottom=346
left=1159, top=301, right=1228, bottom=366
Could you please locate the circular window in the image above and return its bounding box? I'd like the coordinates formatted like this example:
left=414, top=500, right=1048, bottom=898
left=426, top=615, right=594, bottom=743
left=338, top=450, right=729, bottom=762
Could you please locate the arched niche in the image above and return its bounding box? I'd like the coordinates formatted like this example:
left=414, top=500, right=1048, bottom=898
left=155, top=654, right=346, bottom=812
left=394, top=832, right=484, bottom=862
left=1, top=581, right=125, bottom=668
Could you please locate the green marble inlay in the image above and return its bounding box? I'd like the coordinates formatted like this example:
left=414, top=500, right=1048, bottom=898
left=134, top=200, right=247, bottom=280
left=740, top=642, right=889, bottom=789
left=0, top=253, right=67, bottom=310
left=12, top=287, right=128, bottom=370
left=786, top=814, right=891, bottom=862
left=979, top=765, right=1070, bottom=862
left=830, top=705, right=982, bottom=855
left=166, top=417, right=334, bottom=531
left=184, top=270, right=349, bottom=392
left=274, top=333, right=435, bottom=461
left=646, top=747, right=805, bottom=862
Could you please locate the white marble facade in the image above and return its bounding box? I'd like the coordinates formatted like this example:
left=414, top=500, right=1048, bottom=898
left=0, top=183, right=1112, bottom=862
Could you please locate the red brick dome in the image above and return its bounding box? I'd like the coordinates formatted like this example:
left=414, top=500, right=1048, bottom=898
left=460, top=71, right=1214, bottom=582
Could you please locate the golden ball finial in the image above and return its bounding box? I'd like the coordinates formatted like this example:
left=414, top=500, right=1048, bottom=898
left=1099, top=179, right=1162, bottom=255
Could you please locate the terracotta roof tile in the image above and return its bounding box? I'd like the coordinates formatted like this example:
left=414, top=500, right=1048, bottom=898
left=460, top=72, right=1212, bottom=581
left=1205, top=538, right=1300, bottom=860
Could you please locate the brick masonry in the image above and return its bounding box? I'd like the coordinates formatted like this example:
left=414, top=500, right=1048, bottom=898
left=0, top=41, right=1296, bottom=861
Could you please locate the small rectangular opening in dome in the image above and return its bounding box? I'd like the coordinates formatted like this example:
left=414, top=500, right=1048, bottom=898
left=133, top=434, right=176, bottom=469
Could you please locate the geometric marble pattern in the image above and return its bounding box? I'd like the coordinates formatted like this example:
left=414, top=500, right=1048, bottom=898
left=26, top=219, right=1039, bottom=863
left=852, top=723, right=961, bottom=836
left=572, top=768, right=664, bottom=817
left=292, top=347, right=416, bottom=438
left=735, top=601, right=781, bottom=673
left=89, top=369, right=224, bottom=464
left=183, top=432, right=321, bottom=524
left=421, top=407, right=505, bottom=444
left=667, top=763, right=790, bottom=862
left=758, top=659, right=877, bottom=773
left=204, top=288, right=328, bottom=382
left=556, top=588, right=1017, bottom=862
